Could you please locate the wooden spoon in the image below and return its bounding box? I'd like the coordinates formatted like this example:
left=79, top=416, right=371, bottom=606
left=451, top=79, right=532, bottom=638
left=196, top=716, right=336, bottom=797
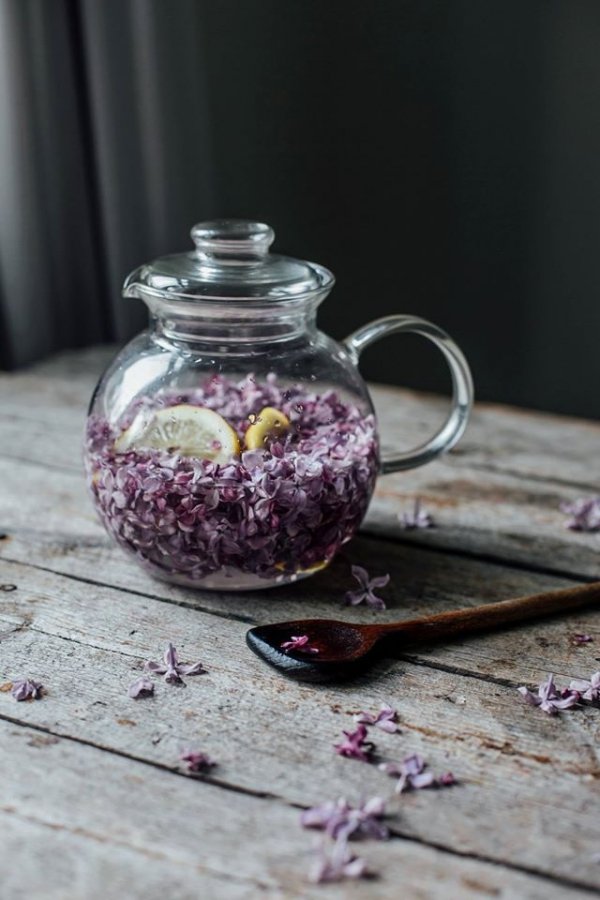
left=246, top=581, right=600, bottom=682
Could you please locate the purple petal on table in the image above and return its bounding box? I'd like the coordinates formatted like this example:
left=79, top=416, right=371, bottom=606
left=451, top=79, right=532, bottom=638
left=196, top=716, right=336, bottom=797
left=128, top=676, right=155, bottom=699
left=180, top=749, right=216, bottom=774
left=572, top=633, right=593, bottom=645
left=569, top=671, right=600, bottom=702
left=11, top=679, right=43, bottom=701
left=350, top=565, right=370, bottom=588
left=309, top=836, right=370, bottom=884
left=333, top=724, right=375, bottom=763
left=560, top=496, right=600, bottom=532
left=178, top=661, right=208, bottom=676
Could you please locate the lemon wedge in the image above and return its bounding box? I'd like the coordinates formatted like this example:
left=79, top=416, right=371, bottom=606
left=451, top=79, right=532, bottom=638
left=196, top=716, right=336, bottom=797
left=244, top=406, right=290, bottom=449
left=115, top=404, right=240, bottom=462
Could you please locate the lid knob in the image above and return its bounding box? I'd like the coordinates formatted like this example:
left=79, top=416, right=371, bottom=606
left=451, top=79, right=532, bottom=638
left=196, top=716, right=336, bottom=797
left=191, top=219, right=275, bottom=261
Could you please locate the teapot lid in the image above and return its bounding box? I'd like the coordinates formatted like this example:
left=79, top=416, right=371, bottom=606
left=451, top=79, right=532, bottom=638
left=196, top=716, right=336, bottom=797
left=123, top=220, right=334, bottom=303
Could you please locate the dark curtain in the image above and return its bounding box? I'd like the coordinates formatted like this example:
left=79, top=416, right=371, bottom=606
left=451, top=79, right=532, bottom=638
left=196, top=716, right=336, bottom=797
left=1, top=0, right=600, bottom=418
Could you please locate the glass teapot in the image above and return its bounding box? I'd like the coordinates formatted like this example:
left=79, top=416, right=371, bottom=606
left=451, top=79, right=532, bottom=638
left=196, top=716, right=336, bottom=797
left=85, top=220, right=473, bottom=590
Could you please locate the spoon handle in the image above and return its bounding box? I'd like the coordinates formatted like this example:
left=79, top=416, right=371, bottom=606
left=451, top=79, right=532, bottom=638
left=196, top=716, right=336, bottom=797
left=380, top=581, right=600, bottom=645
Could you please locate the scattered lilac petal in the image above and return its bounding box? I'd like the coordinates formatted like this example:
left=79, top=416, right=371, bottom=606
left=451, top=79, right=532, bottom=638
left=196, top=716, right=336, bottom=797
left=309, top=836, right=370, bottom=884
left=572, top=633, right=594, bottom=645
left=560, top=496, right=600, bottom=532
left=280, top=634, right=319, bottom=654
left=518, top=673, right=581, bottom=715
left=354, top=702, right=398, bottom=733
left=144, top=643, right=207, bottom=685
left=301, top=796, right=388, bottom=841
left=334, top=724, right=375, bottom=763
left=180, top=749, right=217, bottom=774
left=438, top=772, right=456, bottom=786
left=379, top=753, right=454, bottom=793
left=11, top=679, right=43, bottom=701
left=128, top=676, right=155, bottom=699
left=569, top=672, right=600, bottom=703
left=399, top=498, right=434, bottom=530
left=344, top=565, right=390, bottom=610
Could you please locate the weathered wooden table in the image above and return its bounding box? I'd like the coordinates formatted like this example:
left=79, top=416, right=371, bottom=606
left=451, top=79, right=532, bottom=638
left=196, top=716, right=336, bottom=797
left=1, top=347, right=598, bottom=899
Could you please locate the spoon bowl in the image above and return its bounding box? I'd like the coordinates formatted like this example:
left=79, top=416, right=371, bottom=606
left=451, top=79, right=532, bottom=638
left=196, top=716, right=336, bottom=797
left=246, top=619, right=380, bottom=682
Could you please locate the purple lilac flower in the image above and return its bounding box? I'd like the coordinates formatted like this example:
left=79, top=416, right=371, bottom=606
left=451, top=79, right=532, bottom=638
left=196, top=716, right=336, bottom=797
left=379, top=754, right=433, bottom=792
left=280, top=634, right=318, bottom=654
left=344, top=566, right=390, bottom=610
left=11, top=679, right=43, bottom=701
left=379, top=754, right=455, bottom=793
left=301, top=796, right=388, bottom=841
left=180, top=749, right=217, bottom=774
left=333, top=724, right=375, bottom=763
left=85, top=376, right=379, bottom=584
left=569, top=672, right=600, bottom=703
left=128, top=676, right=155, bottom=699
left=438, top=772, right=456, bottom=786
left=145, top=643, right=207, bottom=685
left=354, top=703, right=398, bottom=733
left=517, top=673, right=580, bottom=715
left=399, top=498, right=434, bottom=530
left=309, top=836, right=369, bottom=884
left=572, top=633, right=594, bottom=645
left=560, top=496, right=600, bottom=532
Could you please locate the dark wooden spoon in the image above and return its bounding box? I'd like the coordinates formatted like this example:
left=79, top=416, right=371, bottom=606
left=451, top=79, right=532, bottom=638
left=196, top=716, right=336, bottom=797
left=246, top=581, right=600, bottom=682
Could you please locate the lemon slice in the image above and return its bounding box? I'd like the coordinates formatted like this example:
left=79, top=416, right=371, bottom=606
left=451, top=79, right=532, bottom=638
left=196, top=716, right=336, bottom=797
left=115, top=404, right=240, bottom=462
left=245, top=406, right=290, bottom=449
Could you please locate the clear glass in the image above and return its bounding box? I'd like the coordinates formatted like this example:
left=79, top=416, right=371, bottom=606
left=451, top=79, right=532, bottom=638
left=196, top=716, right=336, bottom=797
left=84, top=221, right=473, bottom=592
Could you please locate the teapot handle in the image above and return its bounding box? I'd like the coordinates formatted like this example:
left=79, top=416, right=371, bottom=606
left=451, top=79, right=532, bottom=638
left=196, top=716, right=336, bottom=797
left=343, top=315, right=474, bottom=473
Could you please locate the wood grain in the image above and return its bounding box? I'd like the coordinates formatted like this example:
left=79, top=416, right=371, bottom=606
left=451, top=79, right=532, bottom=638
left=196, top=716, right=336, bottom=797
left=2, top=722, right=589, bottom=900
left=1, top=346, right=599, bottom=898
left=1, top=346, right=599, bottom=579
left=0, top=559, right=598, bottom=891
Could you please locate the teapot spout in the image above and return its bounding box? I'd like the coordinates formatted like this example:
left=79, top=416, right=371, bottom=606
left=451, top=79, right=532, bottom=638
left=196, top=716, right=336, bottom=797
left=122, top=266, right=148, bottom=299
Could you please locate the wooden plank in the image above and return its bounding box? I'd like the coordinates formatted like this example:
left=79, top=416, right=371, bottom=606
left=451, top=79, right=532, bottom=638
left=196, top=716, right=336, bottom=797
left=2, top=350, right=600, bottom=579
left=1, top=509, right=599, bottom=688
left=1, top=560, right=598, bottom=890
left=2, top=723, right=590, bottom=900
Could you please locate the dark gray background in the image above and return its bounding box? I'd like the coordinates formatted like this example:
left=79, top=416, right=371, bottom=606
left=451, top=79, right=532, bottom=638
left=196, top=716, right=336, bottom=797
left=1, top=0, right=599, bottom=418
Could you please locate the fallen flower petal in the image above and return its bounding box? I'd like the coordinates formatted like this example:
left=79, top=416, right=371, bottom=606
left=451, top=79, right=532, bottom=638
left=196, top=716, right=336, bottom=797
left=399, top=498, right=434, bottom=530
left=438, top=772, right=457, bottom=786
left=128, top=676, right=155, bottom=699
left=309, top=836, right=370, bottom=884
left=280, top=634, right=319, bottom=654
left=569, top=672, right=600, bottom=703
left=379, top=753, right=454, bottom=793
left=345, top=565, right=390, bottom=610
left=560, top=496, right=600, bottom=532
left=354, top=702, right=398, bottom=733
left=180, top=749, right=217, bottom=774
left=11, top=679, right=43, bottom=701
left=334, top=724, right=375, bottom=762
left=518, top=673, right=580, bottom=714
left=145, top=643, right=207, bottom=685
left=301, top=796, right=388, bottom=841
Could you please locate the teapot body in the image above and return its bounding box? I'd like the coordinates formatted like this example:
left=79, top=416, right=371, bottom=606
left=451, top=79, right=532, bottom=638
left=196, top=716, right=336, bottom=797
left=85, top=324, right=379, bottom=590
left=84, top=219, right=473, bottom=592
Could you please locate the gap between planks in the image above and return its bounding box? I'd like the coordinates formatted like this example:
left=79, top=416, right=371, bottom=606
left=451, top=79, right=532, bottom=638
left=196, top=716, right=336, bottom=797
left=0, top=538, right=595, bottom=693
left=0, top=711, right=597, bottom=898
left=2, top=722, right=592, bottom=900
left=1, top=559, right=598, bottom=888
